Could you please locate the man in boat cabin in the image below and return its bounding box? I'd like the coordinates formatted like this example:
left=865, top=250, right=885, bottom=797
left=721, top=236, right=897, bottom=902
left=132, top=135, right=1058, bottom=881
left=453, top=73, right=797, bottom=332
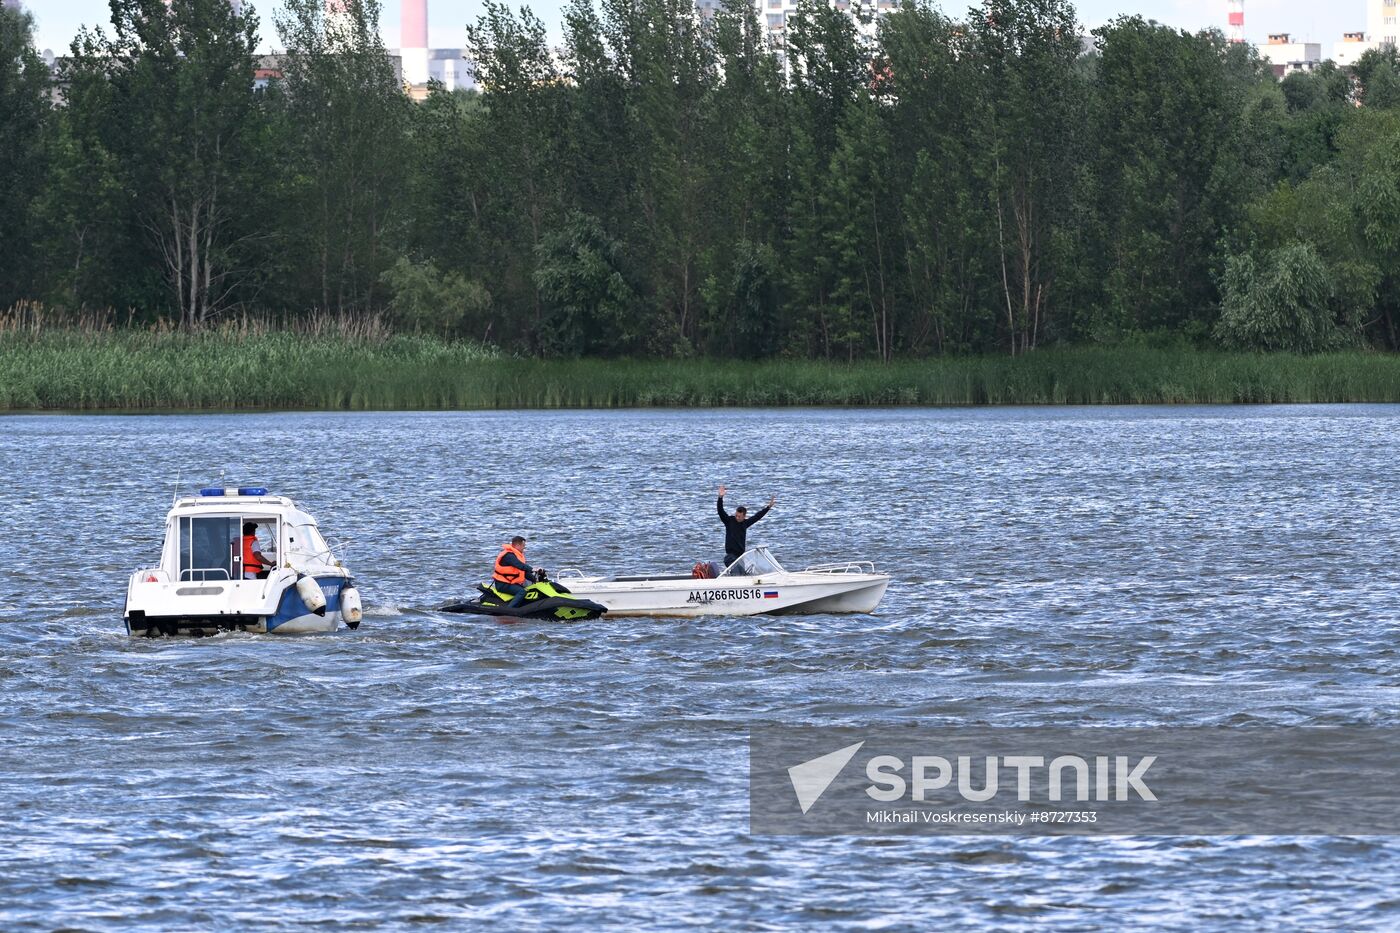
left=717, top=486, right=776, bottom=571
left=242, top=522, right=272, bottom=579
left=493, top=536, right=535, bottom=608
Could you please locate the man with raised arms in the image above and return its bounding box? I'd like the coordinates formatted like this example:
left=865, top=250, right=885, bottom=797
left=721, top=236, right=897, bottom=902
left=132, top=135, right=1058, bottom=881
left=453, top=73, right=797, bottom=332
left=717, top=485, right=776, bottom=571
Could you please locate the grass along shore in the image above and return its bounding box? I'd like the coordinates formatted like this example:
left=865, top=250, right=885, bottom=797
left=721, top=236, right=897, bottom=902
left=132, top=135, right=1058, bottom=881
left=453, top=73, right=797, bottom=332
left=4, top=323, right=1400, bottom=410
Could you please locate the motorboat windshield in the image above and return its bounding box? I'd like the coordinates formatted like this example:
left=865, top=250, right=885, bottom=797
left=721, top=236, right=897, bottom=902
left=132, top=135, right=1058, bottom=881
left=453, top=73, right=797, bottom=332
left=284, top=516, right=334, bottom=567
left=719, top=546, right=785, bottom=577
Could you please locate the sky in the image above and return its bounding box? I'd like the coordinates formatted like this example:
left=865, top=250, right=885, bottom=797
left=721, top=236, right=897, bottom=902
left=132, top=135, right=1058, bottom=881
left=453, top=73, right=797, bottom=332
left=21, top=0, right=1361, bottom=56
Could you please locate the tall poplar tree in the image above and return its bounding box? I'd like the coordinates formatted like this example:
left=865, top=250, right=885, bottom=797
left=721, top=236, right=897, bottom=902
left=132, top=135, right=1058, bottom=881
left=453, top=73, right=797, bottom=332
left=70, top=0, right=263, bottom=326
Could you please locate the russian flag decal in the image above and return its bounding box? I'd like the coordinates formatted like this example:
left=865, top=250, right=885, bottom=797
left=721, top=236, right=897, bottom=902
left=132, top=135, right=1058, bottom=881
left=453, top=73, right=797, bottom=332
left=764, top=591, right=779, bottom=598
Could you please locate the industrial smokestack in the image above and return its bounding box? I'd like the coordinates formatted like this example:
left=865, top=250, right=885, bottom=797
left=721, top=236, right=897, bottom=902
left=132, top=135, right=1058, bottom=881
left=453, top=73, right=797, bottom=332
left=1227, top=0, right=1244, bottom=44
left=402, top=0, right=427, bottom=49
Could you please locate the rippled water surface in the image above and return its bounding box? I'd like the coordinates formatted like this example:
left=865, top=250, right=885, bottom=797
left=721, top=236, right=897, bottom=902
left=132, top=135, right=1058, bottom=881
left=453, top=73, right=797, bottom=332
left=2, top=407, right=1399, bottom=930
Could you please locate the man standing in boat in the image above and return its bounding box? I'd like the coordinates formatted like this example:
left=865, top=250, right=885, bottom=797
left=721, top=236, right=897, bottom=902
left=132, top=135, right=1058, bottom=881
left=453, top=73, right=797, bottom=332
left=493, top=536, right=535, bottom=608
left=717, top=486, right=775, bottom=571
left=242, top=522, right=272, bottom=579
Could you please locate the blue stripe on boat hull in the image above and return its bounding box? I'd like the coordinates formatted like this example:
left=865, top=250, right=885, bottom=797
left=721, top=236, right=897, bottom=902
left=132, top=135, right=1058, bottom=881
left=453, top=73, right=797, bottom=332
left=267, top=577, right=346, bottom=632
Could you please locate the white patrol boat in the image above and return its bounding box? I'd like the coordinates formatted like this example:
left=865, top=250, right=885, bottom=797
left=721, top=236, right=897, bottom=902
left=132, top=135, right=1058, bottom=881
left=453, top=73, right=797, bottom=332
left=123, top=486, right=363, bottom=636
left=553, top=546, right=889, bottom=617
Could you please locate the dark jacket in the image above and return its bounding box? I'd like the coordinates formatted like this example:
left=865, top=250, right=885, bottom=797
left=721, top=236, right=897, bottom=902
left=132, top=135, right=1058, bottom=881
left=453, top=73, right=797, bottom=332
left=718, top=496, right=770, bottom=557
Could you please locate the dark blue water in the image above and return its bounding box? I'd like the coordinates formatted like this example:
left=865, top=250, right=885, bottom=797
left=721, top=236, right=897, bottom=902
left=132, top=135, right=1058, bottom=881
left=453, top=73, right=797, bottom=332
left=1, top=407, right=1398, bottom=929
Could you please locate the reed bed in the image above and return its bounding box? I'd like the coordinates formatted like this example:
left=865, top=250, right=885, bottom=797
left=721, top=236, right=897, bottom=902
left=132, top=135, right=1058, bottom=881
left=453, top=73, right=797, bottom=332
left=3, top=308, right=1400, bottom=410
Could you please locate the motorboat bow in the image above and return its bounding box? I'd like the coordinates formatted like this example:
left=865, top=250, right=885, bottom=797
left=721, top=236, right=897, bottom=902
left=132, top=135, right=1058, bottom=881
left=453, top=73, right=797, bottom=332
left=553, top=546, right=889, bottom=617
left=123, top=486, right=363, bottom=636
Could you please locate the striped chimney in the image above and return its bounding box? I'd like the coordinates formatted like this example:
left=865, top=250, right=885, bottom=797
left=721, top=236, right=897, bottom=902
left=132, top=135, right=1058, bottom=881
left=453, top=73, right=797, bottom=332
left=402, top=0, right=427, bottom=49
left=1227, top=0, right=1244, bottom=44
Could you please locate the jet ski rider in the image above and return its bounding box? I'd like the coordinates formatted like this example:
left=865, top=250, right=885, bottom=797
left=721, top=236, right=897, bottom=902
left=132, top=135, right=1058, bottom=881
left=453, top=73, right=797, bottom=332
left=717, top=486, right=776, bottom=571
left=493, top=536, right=536, bottom=608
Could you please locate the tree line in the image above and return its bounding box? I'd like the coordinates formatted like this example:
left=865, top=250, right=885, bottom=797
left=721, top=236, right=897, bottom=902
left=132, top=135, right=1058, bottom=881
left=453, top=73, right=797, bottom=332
left=2, top=0, right=1399, bottom=357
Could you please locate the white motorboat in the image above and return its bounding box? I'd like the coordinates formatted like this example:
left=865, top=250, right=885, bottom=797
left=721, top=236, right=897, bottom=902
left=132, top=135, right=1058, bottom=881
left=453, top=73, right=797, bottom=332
left=554, top=546, right=889, bottom=617
left=123, top=486, right=363, bottom=636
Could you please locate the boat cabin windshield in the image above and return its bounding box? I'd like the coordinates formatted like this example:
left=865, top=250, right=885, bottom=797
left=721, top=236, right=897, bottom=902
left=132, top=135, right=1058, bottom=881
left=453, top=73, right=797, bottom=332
left=176, top=514, right=279, bottom=581
left=720, top=547, right=785, bottom=577
left=286, top=520, right=330, bottom=562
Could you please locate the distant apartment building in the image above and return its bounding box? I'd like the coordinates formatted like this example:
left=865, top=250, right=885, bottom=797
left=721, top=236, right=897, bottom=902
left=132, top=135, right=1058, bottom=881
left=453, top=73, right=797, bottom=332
left=1371, top=0, right=1398, bottom=46
left=756, top=0, right=884, bottom=64
left=1261, top=33, right=1322, bottom=77
left=1332, top=31, right=1377, bottom=66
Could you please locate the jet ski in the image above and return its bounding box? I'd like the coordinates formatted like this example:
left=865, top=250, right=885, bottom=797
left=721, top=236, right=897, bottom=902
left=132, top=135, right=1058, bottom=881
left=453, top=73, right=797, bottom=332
left=439, top=571, right=607, bottom=621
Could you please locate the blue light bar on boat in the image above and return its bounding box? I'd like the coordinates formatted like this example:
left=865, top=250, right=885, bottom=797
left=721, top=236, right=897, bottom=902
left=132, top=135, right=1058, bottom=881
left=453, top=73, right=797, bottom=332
left=198, top=486, right=269, bottom=496
left=199, top=487, right=224, bottom=496
left=239, top=487, right=268, bottom=496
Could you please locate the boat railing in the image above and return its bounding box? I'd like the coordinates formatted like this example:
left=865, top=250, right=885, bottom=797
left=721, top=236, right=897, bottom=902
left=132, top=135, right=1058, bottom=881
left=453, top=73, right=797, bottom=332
left=803, top=560, right=876, bottom=575
left=179, top=567, right=232, bottom=581
left=554, top=568, right=587, bottom=580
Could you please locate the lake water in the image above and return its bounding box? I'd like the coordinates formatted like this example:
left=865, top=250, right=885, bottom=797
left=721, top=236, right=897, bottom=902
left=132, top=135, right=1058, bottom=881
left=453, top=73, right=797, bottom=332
left=1, top=407, right=1397, bottom=930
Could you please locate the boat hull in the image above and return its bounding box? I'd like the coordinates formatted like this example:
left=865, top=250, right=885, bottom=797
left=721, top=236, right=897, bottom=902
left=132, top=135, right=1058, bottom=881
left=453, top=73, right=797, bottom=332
left=124, top=574, right=348, bottom=636
left=560, top=573, right=889, bottom=617
left=124, top=611, right=343, bottom=637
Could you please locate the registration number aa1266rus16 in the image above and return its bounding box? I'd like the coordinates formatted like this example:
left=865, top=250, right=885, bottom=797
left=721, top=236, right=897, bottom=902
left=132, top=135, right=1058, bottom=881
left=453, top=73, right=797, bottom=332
left=687, top=588, right=761, bottom=603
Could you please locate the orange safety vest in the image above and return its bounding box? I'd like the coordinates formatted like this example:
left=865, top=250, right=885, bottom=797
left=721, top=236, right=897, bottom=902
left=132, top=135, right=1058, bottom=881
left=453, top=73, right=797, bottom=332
left=242, top=535, right=265, bottom=573
left=493, top=544, right=526, bottom=585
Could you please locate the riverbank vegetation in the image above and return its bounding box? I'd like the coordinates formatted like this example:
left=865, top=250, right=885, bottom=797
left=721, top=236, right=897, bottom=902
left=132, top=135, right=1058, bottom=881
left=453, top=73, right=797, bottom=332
left=2, top=0, right=1400, bottom=364
left=4, top=311, right=1400, bottom=409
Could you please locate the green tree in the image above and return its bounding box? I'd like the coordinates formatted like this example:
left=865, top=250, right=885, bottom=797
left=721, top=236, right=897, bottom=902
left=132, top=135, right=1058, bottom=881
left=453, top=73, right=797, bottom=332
left=971, top=0, right=1085, bottom=353
left=66, top=0, right=263, bottom=325
left=275, top=0, right=410, bottom=314
left=403, top=86, right=490, bottom=279
left=0, top=4, right=51, bottom=306
left=784, top=0, right=865, bottom=357
left=27, top=109, right=129, bottom=309
left=533, top=211, right=640, bottom=356
left=1091, top=19, right=1244, bottom=334
left=1277, top=62, right=1349, bottom=181
left=1353, top=47, right=1400, bottom=110
left=1236, top=109, right=1400, bottom=347
left=1215, top=242, right=1345, bottom=352
left=692, top=0, right=790, bottom=356
left=466, top=2, right=567, bottom=341
left=825, top=95, right=898, bottom=360
left=381, top=256, right=492, bottom=338
left=881, top=1, right=990, bottom=352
